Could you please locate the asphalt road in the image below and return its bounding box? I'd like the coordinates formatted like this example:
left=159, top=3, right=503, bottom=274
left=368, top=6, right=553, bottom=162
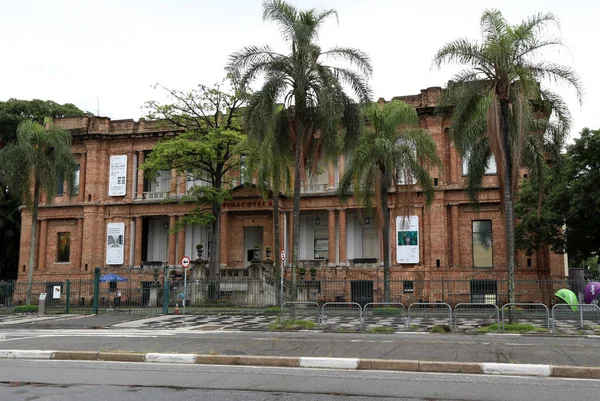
left=1, top=359, right=600, bottom=401
left=1, top=328, right=599, bottom=366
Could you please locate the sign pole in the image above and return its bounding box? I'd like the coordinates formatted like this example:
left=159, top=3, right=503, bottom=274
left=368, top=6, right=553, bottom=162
left=280, top=250, right=285, bottom=308
left=180, top=256, right=191, bottom=324
left=183, top=267, right=187, bottom=324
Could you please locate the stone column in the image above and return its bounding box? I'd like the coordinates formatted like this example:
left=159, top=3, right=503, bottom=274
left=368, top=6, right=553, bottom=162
left=450, top=142, right=458, bottom=184
left=78, top=217, right=84, bottom=271
left=339, top=209, right=347, bottom=267
left=177, top=216, right=185, bottom=263
left=328, top=209, right=336, bottom=267
left=135, top=217, right=143, bottom=266
left=328, top=162, right=335, bottom=191
left=338, top=155, right=345, bottom=180
left=79, top=153, right=87, bottom=202
left=168, top=215, right=176, bottom=266
left=451, top=204, right=460, bottom=267
left=38, top=219, right=48, bottom=269
left=219, top=211, right=228, bottom=266
left=170, top=169, right=177, bottom=195
left=136, top=151, right=145, bottom=199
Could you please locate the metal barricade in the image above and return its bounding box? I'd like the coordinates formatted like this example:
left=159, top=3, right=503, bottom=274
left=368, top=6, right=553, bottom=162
left=453, top=303, right=500, bottom=333
left=551, top=304, right=600, bottom=334
left=501, top=303, right=550, bottom=333
left=281, top=302, right=321, bottom=324
left=407, top=303, right=452, bottom=332
left=321, top=302, right=363, bottom=331
left=362, top=302, right=406, bottom=331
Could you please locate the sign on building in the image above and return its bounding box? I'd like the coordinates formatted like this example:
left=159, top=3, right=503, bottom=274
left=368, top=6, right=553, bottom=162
left=106, top=222, right=125, bottom=265
left=396, top=216, right=419, bottom=264
left=108, top=155, right=128, bottom=196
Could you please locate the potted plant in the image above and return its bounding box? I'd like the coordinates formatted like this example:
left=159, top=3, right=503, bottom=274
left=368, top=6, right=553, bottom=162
left=169, top=269, right=177, bottom=281
left=253, top=244, right=260, bottom=260
left=265, top=246, right=272, bottom=259
left=298, top=267, right=306, bottom=280
left=196, top=244, right=203, bottom=259
left=152, top=267, right=160, bottom=282
left=309, top=267, right=317, bottom=280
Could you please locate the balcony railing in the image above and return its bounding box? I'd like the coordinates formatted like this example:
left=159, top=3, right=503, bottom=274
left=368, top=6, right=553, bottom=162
left=143, top=191, right=169, bottom=200
left=301, top=183, right=329, bottom=194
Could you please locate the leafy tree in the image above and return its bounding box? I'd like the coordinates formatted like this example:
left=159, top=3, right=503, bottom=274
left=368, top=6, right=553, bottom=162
left=0, top=120, right=78, bottom=304
left=433, top=9, right=582, bottom=305
left=142, top=77, right=248, bottom=280
left=338, top=100, right=441, bottom=301
left=516, top=128, right=600, bottom=269
left=229, top=0, right=372, bottom=297
left=0, top=99, right=85, bottom=145
left=0, top=99, right=84, bottom=280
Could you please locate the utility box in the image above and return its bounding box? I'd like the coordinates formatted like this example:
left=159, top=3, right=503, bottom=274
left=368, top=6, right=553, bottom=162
left=38, top=293, right=47, bottom=316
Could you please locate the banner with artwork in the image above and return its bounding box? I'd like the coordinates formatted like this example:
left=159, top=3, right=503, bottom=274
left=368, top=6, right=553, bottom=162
left=396, top=216, right=419, bottom=264
left=106, top=222, right=125, bottom=265
left=108, top=155, right=127, bottom=196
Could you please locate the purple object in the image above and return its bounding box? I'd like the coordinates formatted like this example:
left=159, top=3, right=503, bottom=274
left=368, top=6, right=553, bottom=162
left=584, top=282, right=600, bottom=304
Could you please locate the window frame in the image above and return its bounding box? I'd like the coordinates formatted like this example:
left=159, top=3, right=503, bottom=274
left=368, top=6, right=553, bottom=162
left=462, top=153, right=497, bottom=176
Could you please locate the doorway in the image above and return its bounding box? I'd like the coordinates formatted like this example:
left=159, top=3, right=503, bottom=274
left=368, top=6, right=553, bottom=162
left=243, top=226, right=263, bottom=267
left=351, top=280, right=374, bottom=307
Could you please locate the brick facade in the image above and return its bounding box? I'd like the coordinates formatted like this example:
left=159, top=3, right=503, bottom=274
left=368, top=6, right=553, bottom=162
left=17, top=87, right=567, bottom=296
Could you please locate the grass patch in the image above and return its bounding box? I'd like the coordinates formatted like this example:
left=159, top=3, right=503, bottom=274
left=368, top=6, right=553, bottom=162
left=367, top=326, right=396, bottom=334
left=12, top=305, right=38, bottom=314
left=267, top=318, right=318, bottom=331
left=477, top=323, right=546, bottom=333
left=430, top=325, right=451, bottom=333
left=263, top=307, right=282, bottom=315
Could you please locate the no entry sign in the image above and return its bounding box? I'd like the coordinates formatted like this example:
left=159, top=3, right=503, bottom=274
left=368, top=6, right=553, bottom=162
left=181, top=256, right=191, bottom=268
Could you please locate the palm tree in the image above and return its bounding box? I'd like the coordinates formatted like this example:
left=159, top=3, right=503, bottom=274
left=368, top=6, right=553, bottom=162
left=338, top=100, right=441, bottom=302
left=0, top=119, right=77, bottom=304
left=245, top=108, right=294, bottom=303
left=433, top=10, right=583, bottom=305
left=229, top=0, right=372, bottom=297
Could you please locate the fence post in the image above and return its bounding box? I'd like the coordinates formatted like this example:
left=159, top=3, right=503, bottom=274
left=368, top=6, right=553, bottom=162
left=65, top=280, right=71, bottom=313
left=92, top=267, right=100, bottom=314
left=163, top=264, right=169, bottom=315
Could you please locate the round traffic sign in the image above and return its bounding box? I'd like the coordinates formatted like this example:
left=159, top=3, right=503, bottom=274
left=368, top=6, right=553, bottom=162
left=181, top=256, right=191, bottom=268
left=280, top=250, right=286, bottom=261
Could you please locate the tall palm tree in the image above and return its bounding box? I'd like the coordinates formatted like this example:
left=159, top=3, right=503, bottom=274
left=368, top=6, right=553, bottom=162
left=229, top=0, right=372, bottom=297
left=0, top=119, right=77, bottom=304
left=339, top=100, right=441, bottom=302
left=433, top=10, right=583, bottom=304
left=245, top=108, right=294, bottom=303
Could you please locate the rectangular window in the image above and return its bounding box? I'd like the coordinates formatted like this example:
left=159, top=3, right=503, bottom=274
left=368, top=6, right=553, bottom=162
left=314, top=229, right=328, bottom=260
left=472, top=220, right=493, bottom=268
left=462, top=153, right=497, bottom=175
left=57, top=232, right=71, bottom=262
left=470, top=280, right=497, bottom=304
left=56, top=171, right=64, bottom=196
left=71, top=164, right=80, bottom=195
left=403, top=281, right=414, bottom=293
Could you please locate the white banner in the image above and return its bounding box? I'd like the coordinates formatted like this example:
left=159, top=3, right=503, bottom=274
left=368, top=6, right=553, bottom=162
left=106, top=222, right=125, bottom=265
left=108, top=155, right=127, bottom=196
left=396, top=216, right=419, bottom=264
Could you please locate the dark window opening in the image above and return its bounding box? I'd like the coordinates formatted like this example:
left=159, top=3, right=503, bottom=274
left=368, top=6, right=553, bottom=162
left=434, top=178, right=439, bottom=186
left=470, top=280, right=497, bottom=304
left=436, top=259, right=440, bottom=267
left=57, top=232, right=71, bottom=262
left=403, top=281, right=414, bottom=293
left=527, top=258, right=532, bottom=267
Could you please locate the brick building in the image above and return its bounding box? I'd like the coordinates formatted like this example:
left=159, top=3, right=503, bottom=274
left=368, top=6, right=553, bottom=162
left=17, top=87, right=567, bottom=304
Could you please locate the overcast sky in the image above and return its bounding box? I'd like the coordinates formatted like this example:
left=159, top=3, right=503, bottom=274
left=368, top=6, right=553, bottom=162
left=1, top=0, right=596, bottom=141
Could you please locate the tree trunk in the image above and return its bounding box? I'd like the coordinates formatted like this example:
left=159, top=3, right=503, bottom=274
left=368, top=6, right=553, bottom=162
left=381, top=172, right=391, bottom=303
left=291, top=124, right=303, bottom=302
left=273, top=195, right=281, bottom=305
left=26, top=172, right=41, bottom=305
left=500, top=98, right=516, bottom=311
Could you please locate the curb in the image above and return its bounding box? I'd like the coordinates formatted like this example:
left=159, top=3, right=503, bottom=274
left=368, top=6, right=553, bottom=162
left=1, top=350, right=599, bottom=379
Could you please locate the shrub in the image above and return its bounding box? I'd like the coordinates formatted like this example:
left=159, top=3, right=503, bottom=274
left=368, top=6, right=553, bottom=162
left=430, top=325, right=451, bottom=333
left=267, top=318, right=317, bottom=330
left=477, top=323, right=545, bottom=333
left=372, top=307, right=403, bottom=316
left=367, top=326, right=396, bottom=334
left=13, top=305, right=38, bottom=314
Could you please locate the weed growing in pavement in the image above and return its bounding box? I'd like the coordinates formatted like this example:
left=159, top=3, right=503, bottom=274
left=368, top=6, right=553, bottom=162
left=367, top=326, right=396, bottom=334
left=429, top=325, right=451, bottom=333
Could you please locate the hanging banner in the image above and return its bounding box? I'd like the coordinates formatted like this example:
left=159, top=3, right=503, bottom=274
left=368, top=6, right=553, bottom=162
left=396, top=216, right=419, bottom=264
left=106, top=222, right=125, bottom=265
left=108, top=155, right=127, bottom=196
